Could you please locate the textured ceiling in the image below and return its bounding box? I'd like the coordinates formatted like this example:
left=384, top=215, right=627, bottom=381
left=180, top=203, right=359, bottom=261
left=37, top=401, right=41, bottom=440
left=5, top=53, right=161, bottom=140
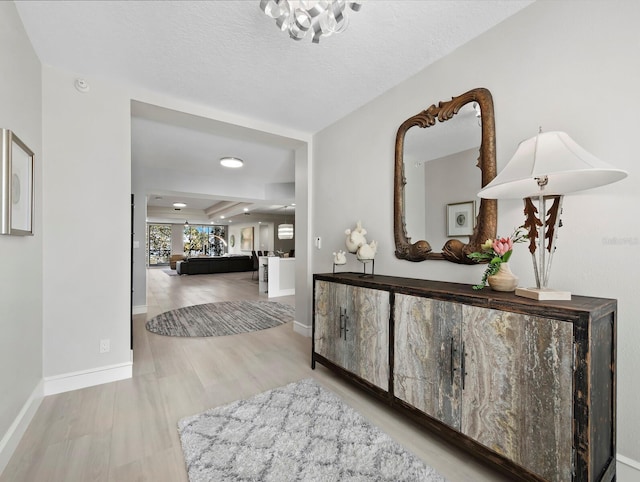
left=15, top=0, right=533, bottom=222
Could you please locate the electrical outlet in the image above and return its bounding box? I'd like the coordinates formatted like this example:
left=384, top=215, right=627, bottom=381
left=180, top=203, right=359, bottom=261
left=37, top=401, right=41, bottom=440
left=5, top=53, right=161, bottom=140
left=99, top=339, right=110, bottom=353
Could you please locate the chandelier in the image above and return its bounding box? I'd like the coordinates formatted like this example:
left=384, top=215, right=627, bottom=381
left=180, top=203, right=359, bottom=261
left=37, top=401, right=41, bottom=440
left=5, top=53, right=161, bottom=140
left=259, top=0, right=362, bottom=43
left=277, top=205, right=294, bottom=239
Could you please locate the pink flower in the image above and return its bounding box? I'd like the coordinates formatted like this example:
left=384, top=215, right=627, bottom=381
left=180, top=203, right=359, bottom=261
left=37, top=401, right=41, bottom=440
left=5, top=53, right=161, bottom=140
left=492, top=237, right=513, bottom=257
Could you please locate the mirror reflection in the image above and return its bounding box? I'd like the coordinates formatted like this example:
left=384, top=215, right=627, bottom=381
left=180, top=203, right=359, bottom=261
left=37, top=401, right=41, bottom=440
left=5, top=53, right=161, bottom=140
left=403, top=102, right=481, bottom=247
left=393, top=88, right=498, bottom=264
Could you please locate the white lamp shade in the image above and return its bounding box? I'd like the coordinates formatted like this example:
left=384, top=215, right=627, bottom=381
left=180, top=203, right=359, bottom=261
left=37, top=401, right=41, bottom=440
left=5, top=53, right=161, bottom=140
left=478, top=131, right=627, bottom=199
left=278, top=223, right=294, bottom=239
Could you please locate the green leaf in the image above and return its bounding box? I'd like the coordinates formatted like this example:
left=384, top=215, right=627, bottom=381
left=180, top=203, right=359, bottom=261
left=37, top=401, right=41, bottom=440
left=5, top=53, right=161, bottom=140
left=502, top=250, right=513, bottom=263
left=467, top=252, right=492, bottom=261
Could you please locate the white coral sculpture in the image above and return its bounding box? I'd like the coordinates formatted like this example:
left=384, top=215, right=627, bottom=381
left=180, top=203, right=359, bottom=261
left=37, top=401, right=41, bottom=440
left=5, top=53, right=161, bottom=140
left=332, top=250, right=347, bottom=265
left=356, top=240, right=377, bottom=260
left=345, top=221, right=368, bottom=254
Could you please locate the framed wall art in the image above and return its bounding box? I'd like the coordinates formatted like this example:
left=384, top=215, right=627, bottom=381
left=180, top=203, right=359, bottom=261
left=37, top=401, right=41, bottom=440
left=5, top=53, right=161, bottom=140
left=446, top=201, right=475, bottom=237
left=2, top=129, right=34, bottom=235
left=240, top=226, right=254, bottom=251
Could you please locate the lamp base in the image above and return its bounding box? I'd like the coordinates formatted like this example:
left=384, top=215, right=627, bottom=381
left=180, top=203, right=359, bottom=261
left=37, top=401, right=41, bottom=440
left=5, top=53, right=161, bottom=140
left=515, top=287, right=571, bottom=301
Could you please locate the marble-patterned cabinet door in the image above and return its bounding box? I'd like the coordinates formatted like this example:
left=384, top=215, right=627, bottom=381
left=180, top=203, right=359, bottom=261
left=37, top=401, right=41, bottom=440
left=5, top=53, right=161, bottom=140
left=394, top=294, right=574, bottom=482
left=314, top=280, right=348, bottom=368
left=314, top=280, right=390, bottom=391
left=461, top=307, right=573, bottom=482
left=344, top=285, right=390, bottom=390
left=394, top=294, right=462, bottom=429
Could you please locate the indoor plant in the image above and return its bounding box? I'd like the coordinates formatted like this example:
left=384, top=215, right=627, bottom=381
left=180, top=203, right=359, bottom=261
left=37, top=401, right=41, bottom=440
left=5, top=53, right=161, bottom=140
left=468, top=227, right=527, bottom=290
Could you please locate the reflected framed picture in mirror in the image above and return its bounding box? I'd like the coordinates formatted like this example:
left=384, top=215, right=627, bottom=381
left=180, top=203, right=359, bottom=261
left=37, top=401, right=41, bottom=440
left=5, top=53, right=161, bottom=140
left=1, top=129, right=34, bottom=236
left=447, top=201, right=475, bottom=237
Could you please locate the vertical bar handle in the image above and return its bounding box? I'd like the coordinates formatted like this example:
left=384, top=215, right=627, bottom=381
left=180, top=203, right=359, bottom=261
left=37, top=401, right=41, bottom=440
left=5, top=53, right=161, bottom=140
left=450, top=337, right=457, bottom=385
left=461, top=341, right=467, bottom=390
left=343, top=312, right=349, bottom=340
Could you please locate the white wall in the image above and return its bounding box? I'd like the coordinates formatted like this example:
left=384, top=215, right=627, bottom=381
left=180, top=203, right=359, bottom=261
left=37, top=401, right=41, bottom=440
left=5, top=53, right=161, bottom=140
left=0, top=2, right=43, bottom=471
left=42, top=66, right=132, bottom=381
left=294, top=144, right=311, bottom=335
left=312, top=0, right=640, bottom=466
left=227, top=222, right=264, bottom=255
left=259, top=224, right=271, bottom=253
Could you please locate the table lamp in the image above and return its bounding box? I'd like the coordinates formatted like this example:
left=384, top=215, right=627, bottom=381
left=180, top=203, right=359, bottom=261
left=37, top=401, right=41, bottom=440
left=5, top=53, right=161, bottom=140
left=478, top=130, right=627, bottom=300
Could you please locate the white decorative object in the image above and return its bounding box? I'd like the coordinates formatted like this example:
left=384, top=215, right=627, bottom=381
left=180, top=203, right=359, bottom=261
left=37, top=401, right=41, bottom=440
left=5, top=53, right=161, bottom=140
left=333, top=250, right=347, bottom=265
left=356, top=240, right=377, bottom=260
left=345, top=221, right=367, bottom=254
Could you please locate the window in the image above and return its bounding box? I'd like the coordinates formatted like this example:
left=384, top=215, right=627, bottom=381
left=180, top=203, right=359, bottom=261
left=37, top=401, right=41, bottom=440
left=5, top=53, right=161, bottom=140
left=147, top=224, right=172, bottom=266
left=184, top=225, right=227, bottom=257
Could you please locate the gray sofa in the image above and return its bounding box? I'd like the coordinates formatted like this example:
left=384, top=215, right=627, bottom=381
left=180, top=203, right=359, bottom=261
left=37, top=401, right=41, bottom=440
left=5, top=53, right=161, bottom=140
left=176, top=255, right=253, bottom=275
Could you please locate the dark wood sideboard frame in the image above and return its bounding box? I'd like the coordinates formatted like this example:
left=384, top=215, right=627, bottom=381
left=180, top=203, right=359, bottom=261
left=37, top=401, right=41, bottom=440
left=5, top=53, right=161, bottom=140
left=311, top=272, right=616, bottom=482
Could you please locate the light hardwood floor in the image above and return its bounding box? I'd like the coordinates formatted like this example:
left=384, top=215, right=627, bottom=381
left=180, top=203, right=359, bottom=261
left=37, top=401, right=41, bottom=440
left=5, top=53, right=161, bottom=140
left=1, top=267, right=509, bottom=481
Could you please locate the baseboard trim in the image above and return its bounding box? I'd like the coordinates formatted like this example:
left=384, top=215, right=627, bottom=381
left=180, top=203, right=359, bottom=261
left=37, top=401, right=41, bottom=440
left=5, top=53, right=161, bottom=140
left=268, top=289, right=295, bottom=298
left=132, top=304, right=147, bottom=315
left=293, top=320, right=311, bottom=337
left=618, top=453, right=640, bottom=471
left=43, top=361, right=132, bottom=396
left=0, top=380, right=44, bottom=475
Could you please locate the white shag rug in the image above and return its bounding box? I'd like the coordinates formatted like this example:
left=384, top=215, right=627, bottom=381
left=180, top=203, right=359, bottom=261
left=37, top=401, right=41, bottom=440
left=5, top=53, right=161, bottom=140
left=178, top=378, right=447, bottom=481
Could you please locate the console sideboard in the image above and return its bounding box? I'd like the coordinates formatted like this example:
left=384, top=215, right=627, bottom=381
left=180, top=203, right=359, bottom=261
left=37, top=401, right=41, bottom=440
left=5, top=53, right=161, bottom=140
left=312, top=272, right=616, bottom=482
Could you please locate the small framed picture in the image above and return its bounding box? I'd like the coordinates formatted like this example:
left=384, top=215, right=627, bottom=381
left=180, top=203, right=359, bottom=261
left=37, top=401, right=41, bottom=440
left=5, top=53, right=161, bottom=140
left=1, top=129, right=34, bottom=236
left=447, top=201, right=475, bottom=237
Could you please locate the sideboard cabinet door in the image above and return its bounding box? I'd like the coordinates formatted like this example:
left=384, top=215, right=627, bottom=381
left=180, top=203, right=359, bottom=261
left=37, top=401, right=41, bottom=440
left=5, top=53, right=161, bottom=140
left=394, top=294, right=461, bottom=429
left=314, top=280, right=389, bottom=390
left=461, top=306, right=574, bottom=481
left=314, top=280, right=348, bottom=368
left=394, top=293, right=574, bottom=481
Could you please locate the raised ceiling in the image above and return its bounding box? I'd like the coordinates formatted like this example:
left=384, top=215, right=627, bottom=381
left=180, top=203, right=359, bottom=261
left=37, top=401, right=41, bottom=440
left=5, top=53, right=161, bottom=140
left=15, top=0, right=533, bottom=223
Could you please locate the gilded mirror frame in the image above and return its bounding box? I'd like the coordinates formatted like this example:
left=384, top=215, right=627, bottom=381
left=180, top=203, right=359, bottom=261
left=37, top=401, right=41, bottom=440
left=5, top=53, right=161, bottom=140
left=393, top=88, right=497, bottom=264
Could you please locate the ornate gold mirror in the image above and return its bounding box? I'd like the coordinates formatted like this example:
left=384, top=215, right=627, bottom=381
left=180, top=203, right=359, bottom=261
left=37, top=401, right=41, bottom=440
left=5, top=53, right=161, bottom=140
left=394, top=88, right=497, bottom=264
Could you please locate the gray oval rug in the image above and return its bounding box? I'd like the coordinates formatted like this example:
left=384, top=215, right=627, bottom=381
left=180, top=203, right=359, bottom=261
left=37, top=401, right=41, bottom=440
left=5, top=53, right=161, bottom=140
left=146, top=300, right=294, bottom=337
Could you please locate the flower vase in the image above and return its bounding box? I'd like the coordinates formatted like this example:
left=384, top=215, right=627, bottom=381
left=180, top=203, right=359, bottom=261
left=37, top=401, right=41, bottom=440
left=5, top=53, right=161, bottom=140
left=487, top=262, right=518, bottom=292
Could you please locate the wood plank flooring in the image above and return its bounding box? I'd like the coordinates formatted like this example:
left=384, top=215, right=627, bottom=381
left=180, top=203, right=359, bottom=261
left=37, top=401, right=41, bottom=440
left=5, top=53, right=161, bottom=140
left=1, top=267, right=509, bottom=481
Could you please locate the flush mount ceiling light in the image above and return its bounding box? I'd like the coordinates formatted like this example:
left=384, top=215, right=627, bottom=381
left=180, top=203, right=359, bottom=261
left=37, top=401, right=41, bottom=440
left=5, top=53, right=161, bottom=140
left=173, top=202, right=187, bottom=208
left=260, top=0, right=362, bottom=43
left=220, top=157, right=244, bottom=168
